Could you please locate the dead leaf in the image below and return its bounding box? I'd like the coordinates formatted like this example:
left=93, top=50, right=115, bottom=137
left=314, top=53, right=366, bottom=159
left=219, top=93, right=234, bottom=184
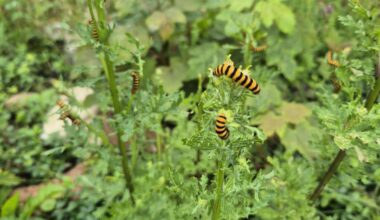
left=279, top=102, right=311, bottom=124
left=257, top=112, right=287, bottom=137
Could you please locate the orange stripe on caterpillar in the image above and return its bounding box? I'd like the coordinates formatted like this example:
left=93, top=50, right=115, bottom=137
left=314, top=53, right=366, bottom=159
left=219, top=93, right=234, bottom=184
left=213, top=64, right=260, bottom=94
left=88, top=20, right=99, bottom=41
left=56, top=100, right=80, bottom=126
left=215, top=113, right=229, bottom=140
left=251, top=45, right=267, bottom=52
left=327, top=50, right=340, bottom=67
left=131, top=72, right=139, bottom=94
left=56, top=100, right=66, bottom=109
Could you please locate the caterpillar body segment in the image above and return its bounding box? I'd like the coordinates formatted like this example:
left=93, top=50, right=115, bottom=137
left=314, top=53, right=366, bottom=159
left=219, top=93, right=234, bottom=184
left=215, top=113, right=230, bottom=140
left=251, top=45, right=267, bottom=52
left=327, top=50, right=340, bottom=67
left=131, top=72, right=140, bottom=94
left=56, top=100, right=81, bottom=126
left=88, top=20, right=99, bottom=41
left=56, top=100, right=66, bottom=109
left=213, top=63, right=260, bottom=94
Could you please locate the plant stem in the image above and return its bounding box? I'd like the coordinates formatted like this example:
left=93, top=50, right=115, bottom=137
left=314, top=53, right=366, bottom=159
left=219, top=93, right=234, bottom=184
left=309, top=150, right=346, bottom=201
left=156, top=130, right=162, bottom=160
left=87, top=0, right=135, bottom=204
left=365, top=74, right=380, bottom=110
left=212, top=160, right=224, bottom=220
left=131, top=136, right=139, bottom=171
left=310, top=58, right=380, bottom=201
left=102, top=52, right=135, bottom=205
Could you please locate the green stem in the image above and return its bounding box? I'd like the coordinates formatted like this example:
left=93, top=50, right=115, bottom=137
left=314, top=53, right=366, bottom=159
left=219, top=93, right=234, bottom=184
left=156, top=130, right=162, bottom=160
left=87, top=0, right=135, bottom=205
left=310, top=60, right=380, bottom=201
left=212, top=160, right=224, bottom=220
left=365, top=75, right=380, bottom=110
left=101, top=53, right=135, bottom=205
left=131, top=136, right=139, bottom=171
left=102, top=54, right=122, bottom=113
left=87, top=0, right=99, bottom=29
left=309, top=150, right=346, bottom=201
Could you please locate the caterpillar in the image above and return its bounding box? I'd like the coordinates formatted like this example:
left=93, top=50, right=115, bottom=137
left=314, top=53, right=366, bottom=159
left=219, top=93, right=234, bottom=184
left=330, top=74, right=342, bottom=93
left=88, top=20, right=99, bottom=41
left=327, top=50, right=340, bottom=67
left=68, top=115, right=81, bottom=125
left=56, top=100, right=80, bottom=125
left=213, top=61, right=261, bottom=94
left=332, top=78, right=342, bottom=93
left=131, top=72, right=139, bottom=94
left=59, top=111, right=70, bottom=120
left=251, top=45, right=267, bottom=52
left=56, top=100, right=66, bottom=109
left=215, top=113, right=229, bottom=140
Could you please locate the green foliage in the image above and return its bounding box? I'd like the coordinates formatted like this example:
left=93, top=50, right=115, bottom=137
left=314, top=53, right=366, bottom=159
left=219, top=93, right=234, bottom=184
left=20, top=184, right=66, bottom=219
left=255, top=0, right=296, bottom=34
left=1, top=0, right=380, bottom=219
left=1, top=192, right=19, bottom=218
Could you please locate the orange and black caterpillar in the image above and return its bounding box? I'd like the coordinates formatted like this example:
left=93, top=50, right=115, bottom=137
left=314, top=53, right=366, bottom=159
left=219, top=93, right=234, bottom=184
left=57, top=100, right=81, bottom=125
left=327, top=50, right=340, bottom=67
left=250, top=44, right=267, bottom=52
left=215, top=113, right=229, bottom=140
left=131, top=72, right=139, bottom=94
left=213, top=62, right=260, bottom=94
left=88, top=20, right=99, bottom=41
left=331, top=76, right=342, bottom=93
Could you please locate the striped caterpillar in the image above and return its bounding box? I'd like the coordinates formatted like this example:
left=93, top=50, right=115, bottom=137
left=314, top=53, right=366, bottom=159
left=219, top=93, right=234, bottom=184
left=215, top=113, right=229, bottom=140
left=213, top=60, right=260, bottom=95
left=57, top=100, right=80, bottom=125
left=327, top=50, right=340, bottom=67
left=250, top=44, right=267, bottom=52
left=131, top=72, right=139, bottom=94
left=331, top=77, right=342, bottom=93
left=88, top=20, right=99, bottom=41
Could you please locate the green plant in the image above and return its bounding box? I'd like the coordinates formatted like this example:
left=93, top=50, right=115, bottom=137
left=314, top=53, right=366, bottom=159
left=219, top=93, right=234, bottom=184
left=310, top=0, right=380, bottom=201
left=1, top=0, right=380, bottom=219
left=85, top=0, right=135, bottom=203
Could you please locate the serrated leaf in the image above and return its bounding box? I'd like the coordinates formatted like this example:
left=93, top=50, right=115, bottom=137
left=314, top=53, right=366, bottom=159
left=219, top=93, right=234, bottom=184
left=334, top=135, right=351, bottom=150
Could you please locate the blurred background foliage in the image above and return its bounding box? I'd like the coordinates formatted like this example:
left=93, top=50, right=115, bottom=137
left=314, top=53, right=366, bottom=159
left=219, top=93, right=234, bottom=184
left=1, top=0, right=380, bottom=219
